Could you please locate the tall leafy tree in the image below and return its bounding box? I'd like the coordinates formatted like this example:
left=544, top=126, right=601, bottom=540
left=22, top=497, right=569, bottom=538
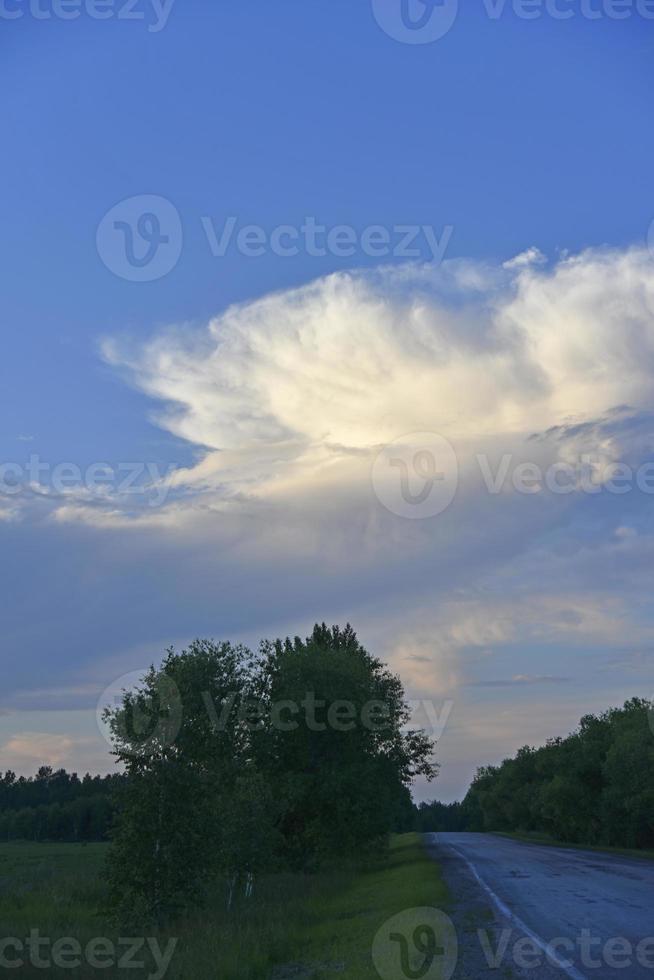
left=252, top=623, right=437, bottom=867
left=105, top=639, right=253, bottom=923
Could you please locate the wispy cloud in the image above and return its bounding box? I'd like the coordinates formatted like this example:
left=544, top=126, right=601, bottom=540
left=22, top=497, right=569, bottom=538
left=466, top=675, right=573, bottom=688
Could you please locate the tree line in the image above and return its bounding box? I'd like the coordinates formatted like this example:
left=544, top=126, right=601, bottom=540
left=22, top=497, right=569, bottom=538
left=416, top=697, right=654, bottom=850
left=104, top=624, right=436, bottom=923
left=0, top=768, right=121, bottom=842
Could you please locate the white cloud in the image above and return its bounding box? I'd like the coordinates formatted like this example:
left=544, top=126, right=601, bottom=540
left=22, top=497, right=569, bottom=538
left=97, top=246, right=654, bottom=515
left=503, top=246, right=546, bottom=270
left=0, top=503, right=21, bottom=523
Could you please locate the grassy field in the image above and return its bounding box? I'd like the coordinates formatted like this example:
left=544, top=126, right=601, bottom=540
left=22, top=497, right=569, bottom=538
left=0, top=833, right=448, bottom=978
left=493, top=831, right=654, bottom=861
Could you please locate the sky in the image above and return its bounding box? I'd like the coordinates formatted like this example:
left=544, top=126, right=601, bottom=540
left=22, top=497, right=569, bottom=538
left=2, top=1, right=654, bottom=801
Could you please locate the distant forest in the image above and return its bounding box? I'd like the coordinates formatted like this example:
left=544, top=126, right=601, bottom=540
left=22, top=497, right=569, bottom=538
left=417, top=697, right=654, bottom=850
left=0, top=768, right=122, bottom=842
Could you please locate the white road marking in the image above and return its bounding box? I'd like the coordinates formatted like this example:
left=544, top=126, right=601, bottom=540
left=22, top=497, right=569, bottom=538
left=434, top=834, right=588, bottom=980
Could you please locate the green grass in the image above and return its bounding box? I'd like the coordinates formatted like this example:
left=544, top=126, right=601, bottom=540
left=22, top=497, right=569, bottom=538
left=0, top=834, right=448, bottom=979
left=281, top=833, right=449, bottom=979
left=0, top=841, right=109, bottom=932
left=493, top=830, right=654, bottom=861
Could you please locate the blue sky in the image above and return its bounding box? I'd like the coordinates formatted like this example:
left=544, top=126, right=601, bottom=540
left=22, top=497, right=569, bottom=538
left=2, top=1, right=654, bottom=800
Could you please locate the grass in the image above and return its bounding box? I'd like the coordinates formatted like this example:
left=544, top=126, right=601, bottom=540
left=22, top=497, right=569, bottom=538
left=0, top=833, right=448, bottom=979
left=493, top=830, right=654, bottom=861
left=0, top=841, right=108, bottom=933
left=282, top=833, right=449, bottom=979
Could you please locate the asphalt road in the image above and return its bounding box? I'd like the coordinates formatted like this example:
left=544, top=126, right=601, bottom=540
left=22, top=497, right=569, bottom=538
left=429, top=832, right=654, bottom=980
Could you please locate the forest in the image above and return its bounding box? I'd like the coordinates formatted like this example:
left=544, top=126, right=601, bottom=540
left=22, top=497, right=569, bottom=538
left=0, top=768, right=120, bottom=842
left=417, top=698, right=654, bottom=850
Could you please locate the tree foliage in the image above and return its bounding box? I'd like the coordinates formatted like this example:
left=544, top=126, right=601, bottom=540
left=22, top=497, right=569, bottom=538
left=105, top=640, right=255, bottom=923
left=252, top=623, right=437, bottom=866
left=458, top=698, right=654, bottom=848
left=0, top=768, right=120, bottom=842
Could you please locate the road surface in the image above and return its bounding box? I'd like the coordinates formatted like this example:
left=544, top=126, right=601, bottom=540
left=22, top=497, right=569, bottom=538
left=428, top=832, right=654, bottom=980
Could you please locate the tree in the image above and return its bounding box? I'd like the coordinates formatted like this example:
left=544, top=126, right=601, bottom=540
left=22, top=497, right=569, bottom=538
left=251, top=623, right=437, bottom=867
left=105, top=639, right=253, bottom=924
left=601, top=699, right=654, bottom=848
